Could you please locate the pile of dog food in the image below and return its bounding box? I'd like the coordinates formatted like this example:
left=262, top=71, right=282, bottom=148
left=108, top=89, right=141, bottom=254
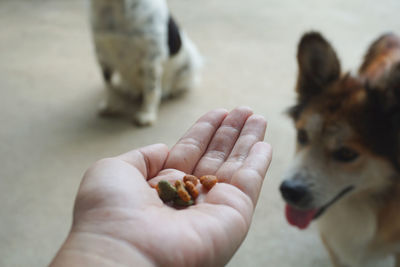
left=156, top=175, right=218, bottom=207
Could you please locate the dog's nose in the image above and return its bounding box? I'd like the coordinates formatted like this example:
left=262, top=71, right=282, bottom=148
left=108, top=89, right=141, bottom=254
left=280, top=180, right=311, bottom=205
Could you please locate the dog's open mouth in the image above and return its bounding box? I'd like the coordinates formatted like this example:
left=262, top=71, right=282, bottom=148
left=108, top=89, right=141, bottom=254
left=285, top=185, right=355, bottom=230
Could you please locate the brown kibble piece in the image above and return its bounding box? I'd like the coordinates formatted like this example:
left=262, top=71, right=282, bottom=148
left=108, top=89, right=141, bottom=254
left=200, top=175, right=218, bottom=190
left=184, top=181, right=199, bottom=199
left=183, top=174, right=199, bottom=186
left=175, top=180, right=192, bottom=202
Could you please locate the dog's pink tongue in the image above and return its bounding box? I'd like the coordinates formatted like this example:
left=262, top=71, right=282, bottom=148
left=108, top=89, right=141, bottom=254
left=285, top=204, right=317, bottom=230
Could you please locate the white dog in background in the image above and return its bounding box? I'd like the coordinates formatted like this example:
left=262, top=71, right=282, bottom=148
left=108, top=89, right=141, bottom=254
left=90, top=0, right=202, bottom=125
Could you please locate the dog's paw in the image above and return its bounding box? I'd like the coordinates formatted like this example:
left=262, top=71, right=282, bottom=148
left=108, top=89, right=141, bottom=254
left=134, top=111, right=157, bottom=126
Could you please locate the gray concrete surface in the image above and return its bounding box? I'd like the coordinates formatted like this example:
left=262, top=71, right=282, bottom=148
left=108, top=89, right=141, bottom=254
left=0, top=0, right=399, bottom=266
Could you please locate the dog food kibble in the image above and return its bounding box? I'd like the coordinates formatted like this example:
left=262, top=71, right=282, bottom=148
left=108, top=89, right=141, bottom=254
left=175, top=180, right=192, bottom=202
left=157, top=180, right=194, bottom=207
left=174, top=197, right=194, bottom=206
left=200, top=175, right=218, bottom=190
left=184, top=181, right=199, bottom=199
left=157, top=180, right=178, bottom=202
left=156, top=175, right=219, bottom=208
left=183, top=174, right=199, bottom=186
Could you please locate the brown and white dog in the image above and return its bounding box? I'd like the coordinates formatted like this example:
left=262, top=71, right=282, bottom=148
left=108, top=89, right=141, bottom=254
left=280, top=32, right=400, bottom=267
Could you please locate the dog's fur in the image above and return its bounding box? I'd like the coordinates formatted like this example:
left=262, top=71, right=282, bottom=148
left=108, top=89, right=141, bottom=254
left=90, top=0, right=201, bottom=125
left=281, top=32, right=400, bottom=267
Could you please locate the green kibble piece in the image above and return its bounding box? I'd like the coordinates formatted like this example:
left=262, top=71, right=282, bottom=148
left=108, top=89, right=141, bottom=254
left=157, top=180, right=178, bottom=202
left=174, top=198, right=194, bottom=207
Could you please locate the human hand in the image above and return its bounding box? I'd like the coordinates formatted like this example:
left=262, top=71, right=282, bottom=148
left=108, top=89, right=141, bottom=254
left=51, top=107, right=272, bottom=267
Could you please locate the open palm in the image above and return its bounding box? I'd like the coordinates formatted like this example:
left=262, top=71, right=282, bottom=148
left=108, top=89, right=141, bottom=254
left=68, top=107, right=272, bottom=267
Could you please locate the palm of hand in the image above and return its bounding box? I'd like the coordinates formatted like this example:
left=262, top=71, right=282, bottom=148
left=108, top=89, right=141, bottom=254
left=72, top=108, right=272, bottom=267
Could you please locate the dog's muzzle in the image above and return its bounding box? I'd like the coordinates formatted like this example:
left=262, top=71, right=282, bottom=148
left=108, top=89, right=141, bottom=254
left=279, top=179, right=313, bottom=208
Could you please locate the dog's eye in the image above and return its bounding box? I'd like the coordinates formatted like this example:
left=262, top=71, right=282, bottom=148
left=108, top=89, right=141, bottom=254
left=297, top=129, right=308, bottom=145
left=332, top=147, right=359, bottom=163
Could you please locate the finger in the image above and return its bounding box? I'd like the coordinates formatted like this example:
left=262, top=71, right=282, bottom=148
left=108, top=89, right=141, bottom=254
left=196, top=142, right=272, bottom=222
left=116, top=143, right=169, bottom=179
left=230, top=142, right=272, bottom=206
left=216, top=114, right=267, bottom=182
left=164, top=108, right=228, bottom=174
left=193, top=106, right=253, bottom=177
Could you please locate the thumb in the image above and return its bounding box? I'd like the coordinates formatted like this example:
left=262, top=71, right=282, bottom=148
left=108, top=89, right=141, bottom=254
left=116, top=143, right=169, bottom=179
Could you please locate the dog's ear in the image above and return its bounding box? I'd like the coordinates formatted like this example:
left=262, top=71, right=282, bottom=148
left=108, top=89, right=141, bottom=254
left=386, top=63, right=400, bottom=95
left=359, top=33, right=400, bottom=85
left=296, top=32, right=341, bottom=102
left=384, top=63, right=400, bottom=169
left=362, top=64, right=400, bottom=171
left=368, top=63, right=400, bottom=108
left=384, top=63, right=400, bottom=108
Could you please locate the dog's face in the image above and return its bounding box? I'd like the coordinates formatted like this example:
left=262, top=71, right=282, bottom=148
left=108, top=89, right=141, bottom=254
left=280, top=32, right=400, bottom=229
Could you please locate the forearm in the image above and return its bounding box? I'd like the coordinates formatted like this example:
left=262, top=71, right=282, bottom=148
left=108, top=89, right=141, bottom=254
left=50, top=231, right=154, bottom=267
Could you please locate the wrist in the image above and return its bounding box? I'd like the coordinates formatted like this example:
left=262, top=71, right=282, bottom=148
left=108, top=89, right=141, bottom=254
left=50, top=231, right=154, bottom=267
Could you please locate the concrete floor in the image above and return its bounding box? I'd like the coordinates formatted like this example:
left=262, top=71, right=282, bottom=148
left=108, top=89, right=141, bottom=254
left=1, top=0, right=399, bottom=266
